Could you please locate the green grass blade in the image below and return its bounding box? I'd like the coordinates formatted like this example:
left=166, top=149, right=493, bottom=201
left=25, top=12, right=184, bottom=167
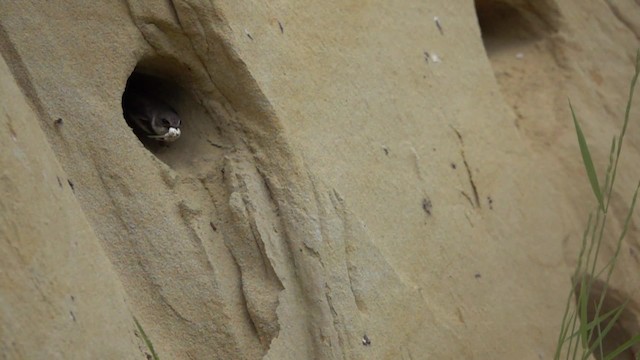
left=571, top=322, right=582, bottom=360
left=609, top=180, right=640, bottom=279
left=597, top=319, right=604, bottom=360
left=566, top=304, right=626, bottom=341
left=559, top=216, right=596, bottom=360
left=603, top=334, right=640, bottom=360
left=578, top=274, right=589, bottom=350
left=563, top=309, right=579, bottom=360
left=555, top=215, right=594, bottom=360
left=557, top=49, right=640, bottom=360
left=618, top=49, right=640, bottom=152
left=134, top=316, right=160, bottom=360
left=591, top=181, right=640, bottom=341
left=596, top=181, right=640, bottom=283
left=586, top=302, right=628, bottom=356
left=566, top=273, right=584, bottom=356
left=574, top=213, right=595, bottom=280
left=571, top=101, right=604, bottom=211
left=603, top=137, right=616, bottom=202
left=606, top=49, right=640, bottom=208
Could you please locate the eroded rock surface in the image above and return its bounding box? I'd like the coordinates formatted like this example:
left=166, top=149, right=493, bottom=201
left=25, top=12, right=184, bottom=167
left=1, top=1, right=640, bottom=359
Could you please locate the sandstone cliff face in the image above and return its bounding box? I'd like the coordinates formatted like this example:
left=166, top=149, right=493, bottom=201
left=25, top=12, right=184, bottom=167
left=1, top=1, right=639, bottom=359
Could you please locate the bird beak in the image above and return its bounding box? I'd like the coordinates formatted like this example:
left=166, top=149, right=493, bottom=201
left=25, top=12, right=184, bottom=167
left=148, top=127, right=181, bottom=142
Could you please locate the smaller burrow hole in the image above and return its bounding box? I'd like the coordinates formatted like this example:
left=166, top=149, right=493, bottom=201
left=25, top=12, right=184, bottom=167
left=474, top=0, right=558, bottom=55
left=573, top=275, right=640, bottom=359
left=122, top=67, right=229, bottom=171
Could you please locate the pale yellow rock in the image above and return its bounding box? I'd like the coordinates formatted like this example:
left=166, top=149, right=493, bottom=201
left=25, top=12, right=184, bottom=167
left=1, top=1, right=640, bottom=359
left=0, top=47, right=142, bottom=359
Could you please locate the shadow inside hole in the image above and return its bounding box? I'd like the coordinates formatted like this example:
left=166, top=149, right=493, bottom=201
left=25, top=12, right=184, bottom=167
left=122, top=69, right=230, bottom=172
left=474, top=0, right=556, bottom=54
left=122, top=71, right=184, bottom=152
left=573, top=274, right=640, bottom=359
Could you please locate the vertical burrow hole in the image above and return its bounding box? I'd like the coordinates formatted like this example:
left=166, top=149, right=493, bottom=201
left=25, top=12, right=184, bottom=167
left=122, top=64, right=229, bottom=172
left=474, top=0, right=558, bottom=56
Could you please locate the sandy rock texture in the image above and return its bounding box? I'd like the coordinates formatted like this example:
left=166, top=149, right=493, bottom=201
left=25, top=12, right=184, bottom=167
left=1, top=0, right=639, bottom=359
